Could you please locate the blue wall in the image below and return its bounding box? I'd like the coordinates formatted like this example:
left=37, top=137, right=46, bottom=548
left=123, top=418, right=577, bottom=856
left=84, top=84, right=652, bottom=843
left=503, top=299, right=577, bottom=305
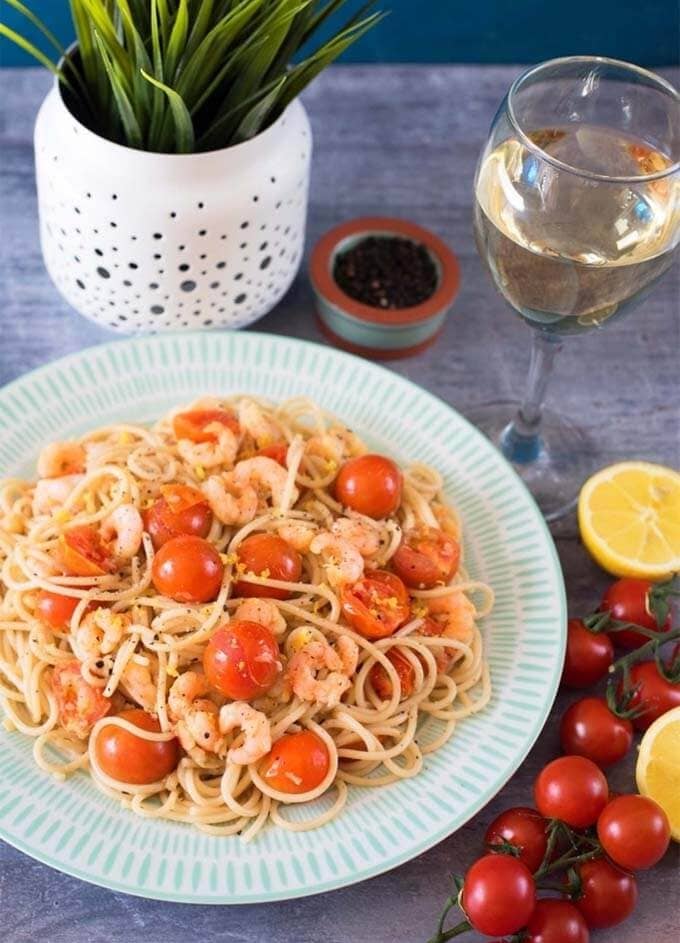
left=1, top=1, right=678, bottom=67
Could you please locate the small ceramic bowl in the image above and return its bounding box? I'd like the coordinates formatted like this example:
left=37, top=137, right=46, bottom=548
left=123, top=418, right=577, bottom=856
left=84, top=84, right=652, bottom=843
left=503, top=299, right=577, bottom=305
left=309, top=217, right=460, bottom=359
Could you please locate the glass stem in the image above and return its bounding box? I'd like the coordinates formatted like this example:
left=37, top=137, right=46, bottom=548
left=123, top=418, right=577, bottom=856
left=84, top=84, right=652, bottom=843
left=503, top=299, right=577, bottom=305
left=501, top=331, right=562, bottom=463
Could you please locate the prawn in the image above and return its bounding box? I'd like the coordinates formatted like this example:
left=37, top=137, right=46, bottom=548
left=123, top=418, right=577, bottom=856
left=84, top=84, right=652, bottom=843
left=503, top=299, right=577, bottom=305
left=73, top=609, right=129, bottom=662
left=101, top=504, right=143, bottom=560
left=32, top=474, right=84, bottom=515
left=37, top=441, right=86, bottom=479
left=331, top=517, right=381, bottom=557
left=218, top=701, right=271, bottom=765
left=286, top=636, right=359, bottom=709
left=309, top=532, right=364, bottom=588
left=306, top=427, right=364, bottom=463
left=234, top=598, right=287, bottom=637
left=426, top=591, right=476, bottom=644
left=230, top=456, right=297, bottom=509
left=202, top=474, right=258, bottom=526
left=120, top=661, right=156, bottom=712
left=237, top=400, right=283, bottom=448
left=276, top=519, right=319, bottom=552
left=176, top=424, right=240, bottom=470
left=168, top=671, right=224, bottom=754
left=51, top=660, right=111, bottom=739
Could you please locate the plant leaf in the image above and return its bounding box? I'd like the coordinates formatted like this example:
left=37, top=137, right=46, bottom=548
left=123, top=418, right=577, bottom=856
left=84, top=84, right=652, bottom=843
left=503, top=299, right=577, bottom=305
left=164, top=0, right=189, bottom=81
left=94, top=30, right=143, bottom=147
left=141, top=69, right=195, bottom=153
left=0, top=23, right=61, bottom=75
left=232, top=74, right=286, bottom=143
left=3, top=0, right=65, bottom=56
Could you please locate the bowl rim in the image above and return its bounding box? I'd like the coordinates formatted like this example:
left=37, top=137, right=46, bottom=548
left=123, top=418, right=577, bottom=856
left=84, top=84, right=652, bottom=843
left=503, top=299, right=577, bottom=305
left=309, top=217, right=460, bottom=326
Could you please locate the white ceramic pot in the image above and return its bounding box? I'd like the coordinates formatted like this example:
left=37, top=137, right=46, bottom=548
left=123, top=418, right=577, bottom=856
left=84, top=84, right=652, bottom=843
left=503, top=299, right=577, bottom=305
left=34, top=81, right=312, bottom=333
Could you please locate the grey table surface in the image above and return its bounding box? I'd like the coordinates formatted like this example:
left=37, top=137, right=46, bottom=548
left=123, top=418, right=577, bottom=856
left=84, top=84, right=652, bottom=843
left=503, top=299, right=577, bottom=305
left=1, top=65, right=679, bottom=943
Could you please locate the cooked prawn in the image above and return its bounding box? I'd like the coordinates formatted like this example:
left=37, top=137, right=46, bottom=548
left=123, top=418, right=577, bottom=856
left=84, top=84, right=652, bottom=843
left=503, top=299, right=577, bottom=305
left=276, top=519, right=319, bottom=552
left=219, top=701, right=271, bottom=765
left=426, top=591, right=476, bottom=644
left=202, top=474, right=258, bottom=526
left=176, top=424, right=240, bottom=469
left=331, top=517, right=381, bottom=557
left=309, top=532, right=364, bottom=588
left=120, top=661, right=156, bottom=712
left=237, top=400, right=284, bottom=448
left=51, top=660, right=111, bottom=739
left=73, top=609, right=129, bottom=662
left=101, top=504, right=143, bottom=559
left=306, top=427, right=364, bottom=463
left=234, top=598, right=287, bottom=637
left=286, top=636, right=359, bottom=708
left=230, top=456, right=297, bottom=509
left=37, top=441, right=86, bottom=479
left=32, top=474, right=84, bottom=515
left=168, top=670, right=224, bottom=754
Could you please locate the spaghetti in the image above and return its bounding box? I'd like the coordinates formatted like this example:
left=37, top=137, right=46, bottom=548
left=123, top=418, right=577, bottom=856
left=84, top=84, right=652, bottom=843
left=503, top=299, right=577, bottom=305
left=0, top=395, right=492, bottom=839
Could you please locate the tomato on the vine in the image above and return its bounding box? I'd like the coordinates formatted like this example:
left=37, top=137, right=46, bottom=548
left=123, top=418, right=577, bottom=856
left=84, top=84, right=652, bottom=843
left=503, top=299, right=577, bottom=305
left=561, top=618, right=613, bottom=688
left=524, top=899, right=589, bottom=943
left=597, top=794, right=670, bottom=870
left=484, top=806, right=548, bottom=873
left=625, top=660, right=680, bottom=730
left=534, top=756, right=608, bottom=828
left=559, top=697, right=633, bottom=767
left=574, top=857, right=637, bottom=929
left=461, top=853, right=535, bottom=937
left=600, top=578, right=671, bottom=650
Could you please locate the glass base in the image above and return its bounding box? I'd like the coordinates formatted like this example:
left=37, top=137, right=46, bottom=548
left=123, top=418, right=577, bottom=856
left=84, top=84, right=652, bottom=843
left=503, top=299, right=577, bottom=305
left=467, top=401, right=598, bottom=522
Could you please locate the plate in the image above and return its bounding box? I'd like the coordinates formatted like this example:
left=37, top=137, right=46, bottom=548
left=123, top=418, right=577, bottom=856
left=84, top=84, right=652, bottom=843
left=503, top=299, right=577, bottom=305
left=0, top=331, right=566, bottom=903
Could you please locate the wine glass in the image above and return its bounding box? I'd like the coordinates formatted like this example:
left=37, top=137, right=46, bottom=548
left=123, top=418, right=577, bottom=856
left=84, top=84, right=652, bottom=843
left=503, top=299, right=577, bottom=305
left=470, top=57, right=680, bottom=521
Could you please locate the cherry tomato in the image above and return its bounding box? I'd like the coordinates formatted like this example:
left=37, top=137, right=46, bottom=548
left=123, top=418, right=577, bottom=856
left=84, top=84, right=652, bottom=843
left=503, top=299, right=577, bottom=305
left=151, top=535, right=224, bottom=603
left=94, top=708, right=179, bottom=785
left=559, top=697, right=633, bottom=768
left=524, top=899, right=589, bottom=943
left=259, top=729, right=330, bottom=794
left=561, top=618, right=614, bottom=689
left=484, top=806, right=548, bottom=873
left=203, top=620, right=281, bottom=700
left=625, top=660, right=680, bottom=730
left=256, top=442, right=288, bottom=467
left=369, top=649, right=415, bottom=700
left=341, top=570, right=410, bottom=639
left=392, top=526, right=460, bottom=589
left=597, top=794, right=671, bottom=870
left=144, top=484, right=212, bottom=550
left=35, top=590, right=95, bottom=629
left=172, top=408, right=239, bottom=443
left=600, top=578, right=671, bottom=650
left=233, top=533, right=302, bottom=600
left=574, top=857, right=637, bottom=929
left=51, top=660, right=111, bottom=739
left=461, top=854, right=536, bottom=937
left=334, top=454, right=403, bottom=518
left=534, top=756, right=608, bottom=828
left=59, top=525, right=116, bottom=576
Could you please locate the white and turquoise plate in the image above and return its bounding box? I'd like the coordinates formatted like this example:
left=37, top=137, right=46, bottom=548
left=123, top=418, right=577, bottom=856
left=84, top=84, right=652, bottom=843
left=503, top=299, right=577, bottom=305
left=0, top=332, right=566, bottom=903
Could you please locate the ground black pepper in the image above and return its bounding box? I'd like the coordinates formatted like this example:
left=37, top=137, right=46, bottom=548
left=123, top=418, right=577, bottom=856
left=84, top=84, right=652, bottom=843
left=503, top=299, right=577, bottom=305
left=333, top=236, right=438, bottom=309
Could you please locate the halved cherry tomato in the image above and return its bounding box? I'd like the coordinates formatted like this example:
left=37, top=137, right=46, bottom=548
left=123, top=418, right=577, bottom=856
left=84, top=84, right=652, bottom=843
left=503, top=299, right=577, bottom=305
left=35, top=590, right=95, bottom=630
left=484, top=806, right=548, bottom=873
left=524, top=899, right=589, bottom=943
left=561, top=618, right=614, bottom=688
left=151, top=535, right=224, bottom=603
left=597, top=794, right=671, bottom=870
left=203, top=620, right=281, bottom=700
left=534, top=756, right=608, bottom=828
left=256, top=442, right=288, bottom=467
left=172, top=409, right=239, bottom=443
left=94, top=708, right=179, bottom=785
left=259, top=730, right=330, bottom=794
left=51, top=659, right=111, bottom=739
left=144, top=484, right=212, bottom=550
left=392, top=526, right=460, bottom=589
left=600, top=578, right=671, bottom=650
left=461, top=853, right=536, bottom=937
left=59, top=525, right=116, bottom=577
left=574, top=857, right=637, bottom=929
left=559, top=697, right=633, bottom=767
left=234, top=533, right=302, bottom=600
left=369, top=649, right=415, bottom=700
left=341, top=570, right=410, bottom=639
left=334, top=454, right=402, bottom=518
left=625, top=660, right=680, bottom=730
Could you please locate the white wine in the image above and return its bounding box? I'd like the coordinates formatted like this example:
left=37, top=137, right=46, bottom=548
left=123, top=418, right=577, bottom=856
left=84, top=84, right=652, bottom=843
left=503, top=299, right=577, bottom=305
left=474, top=125, right=679, bottom=333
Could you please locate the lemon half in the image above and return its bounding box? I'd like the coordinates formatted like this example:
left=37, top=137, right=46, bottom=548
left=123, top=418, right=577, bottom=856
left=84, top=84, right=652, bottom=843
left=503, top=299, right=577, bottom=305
left=636, top=705, right=680, bottom=841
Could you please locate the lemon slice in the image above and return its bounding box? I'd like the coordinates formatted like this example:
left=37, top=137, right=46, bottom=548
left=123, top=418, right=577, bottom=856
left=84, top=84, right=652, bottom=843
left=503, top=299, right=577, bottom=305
left=636, top=705, right=680, bottom=840
left=578, top=461, right=680, bottom=579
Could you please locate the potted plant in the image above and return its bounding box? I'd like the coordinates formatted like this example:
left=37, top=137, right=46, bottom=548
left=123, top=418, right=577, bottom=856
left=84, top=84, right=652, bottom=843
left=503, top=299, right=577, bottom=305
left=1, top=0, right=382, bottom=333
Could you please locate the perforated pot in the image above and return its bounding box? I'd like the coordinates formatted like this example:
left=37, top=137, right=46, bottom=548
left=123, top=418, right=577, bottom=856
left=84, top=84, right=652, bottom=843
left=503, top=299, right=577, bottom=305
left=34, top=78, right=312, bottom=333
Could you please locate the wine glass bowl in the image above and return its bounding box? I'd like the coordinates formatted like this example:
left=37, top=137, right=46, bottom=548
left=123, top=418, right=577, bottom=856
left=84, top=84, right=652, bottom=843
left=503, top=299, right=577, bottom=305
left=470, top=57, right=680, bottom=520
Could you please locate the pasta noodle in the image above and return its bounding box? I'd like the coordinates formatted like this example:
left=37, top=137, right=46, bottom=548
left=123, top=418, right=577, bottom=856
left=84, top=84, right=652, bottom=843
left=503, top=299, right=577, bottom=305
left=0, top=395, right=492, bottom=839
